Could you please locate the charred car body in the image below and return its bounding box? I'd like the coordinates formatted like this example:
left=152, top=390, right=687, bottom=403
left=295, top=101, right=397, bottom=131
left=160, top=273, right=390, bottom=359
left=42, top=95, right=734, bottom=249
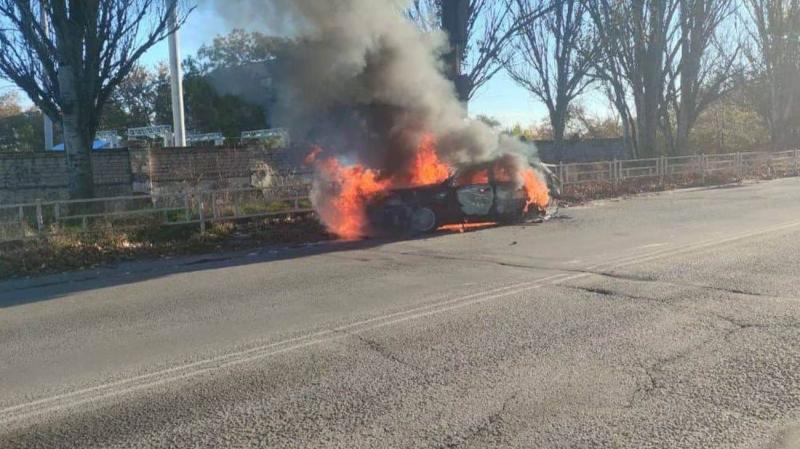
left=367, top=162, right=561, bottom=234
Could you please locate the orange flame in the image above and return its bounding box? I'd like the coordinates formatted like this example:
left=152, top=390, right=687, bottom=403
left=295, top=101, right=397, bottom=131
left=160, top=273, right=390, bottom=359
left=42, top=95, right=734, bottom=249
left=314, top=157, right=390, bottom=240
left=309, top=133, right=552, bottom=239
left=310, top=133, right=451, bottom=239
left=522, top=168, right=550, bottom=213
left=456, top=168, right=488, bottom=185
left=405, top=134, right=450, bottom=186
left=438, top=222, right=497, bottom=233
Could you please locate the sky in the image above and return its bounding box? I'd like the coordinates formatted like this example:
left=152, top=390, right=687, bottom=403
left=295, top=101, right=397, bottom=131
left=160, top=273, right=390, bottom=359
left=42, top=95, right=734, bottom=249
left=1, top=3, right=552, bottom=129
left=141, top=5, right=551, bottom=129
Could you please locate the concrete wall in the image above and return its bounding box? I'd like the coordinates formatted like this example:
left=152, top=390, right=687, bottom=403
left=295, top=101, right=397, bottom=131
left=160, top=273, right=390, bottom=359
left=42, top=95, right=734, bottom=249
left=533, top=138, right=627, bottom=163
left=0, top=146, right=294, bottom=204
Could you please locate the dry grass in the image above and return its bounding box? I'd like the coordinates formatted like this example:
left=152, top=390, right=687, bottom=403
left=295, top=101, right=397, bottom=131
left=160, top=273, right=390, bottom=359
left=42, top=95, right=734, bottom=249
left=0, top=215, right=330, bottom=279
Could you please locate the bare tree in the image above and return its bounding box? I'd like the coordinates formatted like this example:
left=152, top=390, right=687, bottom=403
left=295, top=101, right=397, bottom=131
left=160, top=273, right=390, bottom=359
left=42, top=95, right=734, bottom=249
left=505, top=0, right=596, bottom=152
left=663, top=0, right=740, bottom=155
left=411, top=0, right=552, bottom=105
left=586, top=0, right=680, bottom=158
left=406, top=0, right=440, bottom=32
left=0, top=0, right=191, bottom=198
left=743, top=0, right=800, bottom=150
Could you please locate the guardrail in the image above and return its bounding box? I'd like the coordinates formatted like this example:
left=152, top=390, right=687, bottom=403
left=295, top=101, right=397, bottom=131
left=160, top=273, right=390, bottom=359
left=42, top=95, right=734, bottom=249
left=1, top=150, right=798, bottom=242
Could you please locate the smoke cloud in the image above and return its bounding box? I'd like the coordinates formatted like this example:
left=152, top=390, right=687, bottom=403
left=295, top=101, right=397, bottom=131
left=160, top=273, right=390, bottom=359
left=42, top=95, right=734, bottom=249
left=200, top=0, right=538, bottom=179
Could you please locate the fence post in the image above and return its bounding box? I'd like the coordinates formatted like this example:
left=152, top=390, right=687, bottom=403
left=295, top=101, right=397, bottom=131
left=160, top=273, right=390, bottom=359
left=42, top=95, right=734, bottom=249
left=35, top=199, right=44, bottom=234
left=18, top=205, right=24, bottom=233
left=700, top=154, right=706, bottom=183
left=199, top=196, right=206, bottom=234
left=558, top=161, right=565, bottom=184
left=737, top=152, right=743, bottom=177
left=183, top=192, right=191, bottom=223
left=609, top=160, right=615, bottom=183
left=233, top=191, right=240, bottom=218
left=795, top=149, right=799, bottom=176
left=211, top=191, right=219, bottom=219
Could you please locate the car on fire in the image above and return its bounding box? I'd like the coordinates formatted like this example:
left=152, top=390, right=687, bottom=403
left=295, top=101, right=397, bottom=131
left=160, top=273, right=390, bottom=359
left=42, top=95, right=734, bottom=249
left=367, top=161, right=561, bottom=234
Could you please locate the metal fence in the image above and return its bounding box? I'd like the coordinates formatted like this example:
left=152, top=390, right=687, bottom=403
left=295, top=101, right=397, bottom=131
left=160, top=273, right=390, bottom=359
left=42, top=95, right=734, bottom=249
left=1, top=150, right=798, bottom=242
left=0, top=183, right=312, bottom=242
left=552, top=150, right=800, bottom=185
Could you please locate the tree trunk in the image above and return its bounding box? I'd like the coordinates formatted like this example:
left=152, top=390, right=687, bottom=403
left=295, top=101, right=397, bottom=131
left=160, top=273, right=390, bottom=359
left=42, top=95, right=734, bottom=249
left=59, top=66, right=95, bottom=199
left=550, top=104, right=567, bottom=158
left=675, top=109, right=691, bottom=155
left=62, top=112, right=94, bottom=198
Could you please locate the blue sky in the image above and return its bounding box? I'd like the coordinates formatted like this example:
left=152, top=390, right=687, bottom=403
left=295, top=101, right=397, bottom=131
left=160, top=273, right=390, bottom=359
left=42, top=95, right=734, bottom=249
left=2, top=4, right=550, bottom=128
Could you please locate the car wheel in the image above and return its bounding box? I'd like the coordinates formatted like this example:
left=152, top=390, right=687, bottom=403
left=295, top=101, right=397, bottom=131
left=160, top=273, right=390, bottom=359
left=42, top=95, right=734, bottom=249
left=409, top=207, right=438, bottom=234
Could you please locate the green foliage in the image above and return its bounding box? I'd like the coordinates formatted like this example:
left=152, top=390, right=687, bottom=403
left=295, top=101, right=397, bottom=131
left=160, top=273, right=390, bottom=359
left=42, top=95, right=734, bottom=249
left=99, top=64, right=157, bottom=131
left=182, top=73, right=266, bottom=139
left=194, top=29, right=289, bottom=74
left=0, top=92, right=46, bottom=152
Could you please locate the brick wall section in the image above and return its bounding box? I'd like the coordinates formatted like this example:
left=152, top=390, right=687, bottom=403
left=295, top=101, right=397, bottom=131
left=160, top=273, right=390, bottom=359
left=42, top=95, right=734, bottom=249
left=0, top=152, right=68, bottom=203
left=138, top=147, right=292, bottom=194
left=1, top=146, right=294, bottom=204
left=90, top=150, right=134, bottom=198
left=144, top=147, right=289, bottom=181
left=0, top=151, right=134, bottom=204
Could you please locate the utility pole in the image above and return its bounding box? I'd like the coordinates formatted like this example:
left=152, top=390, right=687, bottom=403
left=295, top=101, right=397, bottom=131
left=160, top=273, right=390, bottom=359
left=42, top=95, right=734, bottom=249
left=40, top=1, right=53, bottom=151
left=167, top=0, right=186, bottom=147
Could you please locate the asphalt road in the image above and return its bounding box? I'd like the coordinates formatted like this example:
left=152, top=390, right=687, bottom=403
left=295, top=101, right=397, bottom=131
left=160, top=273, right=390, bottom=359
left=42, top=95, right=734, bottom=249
left=2, top=178, right=800, bottom=448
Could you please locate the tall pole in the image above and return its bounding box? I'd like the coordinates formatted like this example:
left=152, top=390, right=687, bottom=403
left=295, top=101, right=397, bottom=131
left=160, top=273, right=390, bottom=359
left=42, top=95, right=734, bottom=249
left=167, top=1, right=186, bottom=147
left=40, top=1, right=53, bottom=151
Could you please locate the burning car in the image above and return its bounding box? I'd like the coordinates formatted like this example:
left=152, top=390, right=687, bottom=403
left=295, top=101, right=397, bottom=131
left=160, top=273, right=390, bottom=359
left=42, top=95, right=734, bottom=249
left=307, top=135, right=558, bottom=239
left=366, top=161, right=561, bottom=234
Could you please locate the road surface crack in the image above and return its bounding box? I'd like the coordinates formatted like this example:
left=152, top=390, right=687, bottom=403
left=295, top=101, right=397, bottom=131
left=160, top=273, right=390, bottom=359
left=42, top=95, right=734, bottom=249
left=334, top=330, right=425, bottom=375
left=435, top=393, right=518, bottom=448
left=708, top=312, right=800, bottom=341
left=561, top=284, right=670, bottom=304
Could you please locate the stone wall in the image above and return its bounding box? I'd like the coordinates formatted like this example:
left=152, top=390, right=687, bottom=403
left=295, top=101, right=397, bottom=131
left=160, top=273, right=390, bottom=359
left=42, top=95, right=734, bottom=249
left=0, top=146, right=294, bottom=204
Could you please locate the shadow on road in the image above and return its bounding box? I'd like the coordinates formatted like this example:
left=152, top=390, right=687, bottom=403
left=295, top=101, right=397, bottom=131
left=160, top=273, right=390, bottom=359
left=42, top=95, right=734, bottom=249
left=0, top=236, right=400, bottom=308
left=1, top=220, right=542, bottom=308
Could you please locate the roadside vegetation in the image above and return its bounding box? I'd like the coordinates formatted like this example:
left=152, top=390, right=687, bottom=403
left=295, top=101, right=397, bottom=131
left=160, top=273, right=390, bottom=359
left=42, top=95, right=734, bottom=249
left=0, top=215, right=330, bottom=280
